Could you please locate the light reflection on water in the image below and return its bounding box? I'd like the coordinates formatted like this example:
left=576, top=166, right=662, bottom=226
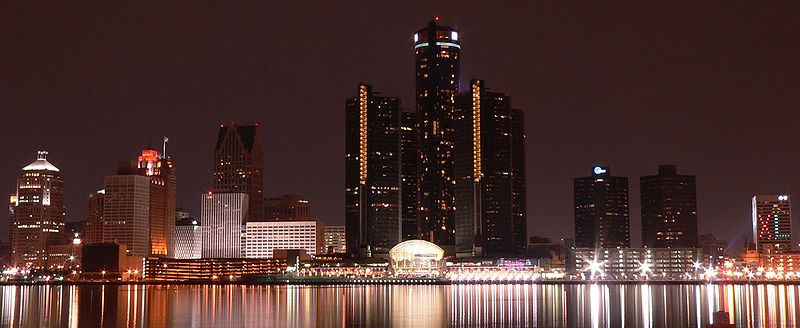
left=0, top=283, right=798, bottom=327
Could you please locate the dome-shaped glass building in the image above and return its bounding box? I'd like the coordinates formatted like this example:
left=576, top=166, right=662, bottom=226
left=389, top=240, right=445, bottom=277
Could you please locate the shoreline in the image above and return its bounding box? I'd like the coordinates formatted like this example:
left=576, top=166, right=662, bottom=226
left=2, top=279, right=799, bottom=286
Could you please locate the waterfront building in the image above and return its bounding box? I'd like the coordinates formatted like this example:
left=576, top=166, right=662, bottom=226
left=400, top=111, right=418, bottom=241
left=10, top=151, right=66, bottom=268
left=571, top=247, right=701, bottom=278
left=173, top=218, right=201, bottom=259
left=200, top=191, right=248, bottom=258
left=244, top=220, right=323, bottom=259
left=641, top=165, right=698, bottom=248
left=574, top=166, right=630, bottom=248
left=324, top=225, right=346, bottom=254
left=415, top=18, right=461, bottom=254
left=102, top=174, right=151, bottom=257
left=752, top=194, right=791, bottom=254
left=345, top=83, right=401, bottom=257
left=452, top=79, right=526, bottom=257
left=143, top=257, right=286, bottom=281
left=263, top=194, right=311, bottom=221
left=389, top=239, right=445, bottom=277
left=213, top=123, right=264, bottom=221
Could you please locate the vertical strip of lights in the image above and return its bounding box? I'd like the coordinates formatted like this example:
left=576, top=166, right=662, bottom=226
left=471, top=81, right=481, bottom=182
left=359, top=85, right=368, bottom=184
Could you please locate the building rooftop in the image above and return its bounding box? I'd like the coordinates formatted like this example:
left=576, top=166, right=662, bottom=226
left=22, top=151, right=60, bottom=172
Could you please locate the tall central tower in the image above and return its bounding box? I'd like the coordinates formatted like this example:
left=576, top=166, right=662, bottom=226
left=414, top=18, right=461, bottom=252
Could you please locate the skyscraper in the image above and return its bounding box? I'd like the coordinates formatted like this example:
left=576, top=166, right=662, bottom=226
left=574, top=166, right=630, bottom=248
left=136, top=148, right=176, bottom=256
left=452, top=79, right=526, bottom=257
left=510, top=107, right=528, bottom=255
left=103, top=174, right=151, bottom=257
left=752, top=194, right=791, bottom=254
left=640, top=165, right=698, bottom=248
left=10, top=151, right=65, bottom=268
left=345, top=83, right=401, bottom=257
left=201, top=191, right=248, bottom=258
left=415, top=18, right=461, bottom=253
left=400, top=111, right=418, bottom=241
left=213, top=123, right=264, bottom=221
left=84, top=189, right=105, bottom=245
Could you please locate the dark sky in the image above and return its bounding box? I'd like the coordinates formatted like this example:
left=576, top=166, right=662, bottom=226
left=2, top=2, right=799, bottom=249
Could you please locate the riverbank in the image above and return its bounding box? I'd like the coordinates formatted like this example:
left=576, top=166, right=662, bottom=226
left=3, top=277, right=800, bottom=286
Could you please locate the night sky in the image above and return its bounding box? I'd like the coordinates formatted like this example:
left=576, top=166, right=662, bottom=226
left=2, top=3, right=799, bottom=250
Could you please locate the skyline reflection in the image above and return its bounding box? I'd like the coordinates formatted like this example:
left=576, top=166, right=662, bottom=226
left=0, top=283, right=798, bottom=327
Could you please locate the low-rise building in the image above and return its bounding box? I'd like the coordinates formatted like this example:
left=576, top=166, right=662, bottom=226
left=324, top=225, right=346, bottom=254
left=571, top=247, right=701, bottom=278
left=244, top=220, right=324, bottom=258
left=143, top=257, right=286, bottom=281
left=173, top=218, right=201, bottom=259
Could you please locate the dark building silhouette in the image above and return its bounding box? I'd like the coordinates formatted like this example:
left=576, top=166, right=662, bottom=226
left=400, top=111, right=418, bottom=241
left=640, top=165, right=698, bottom=248
left=213, top=123, right=264, bottom=221
left=84, top=189, right=105, bottom=245
left=452, top=79, right=526, bottom=257
left=574, top=166, right=630, bottom=248
left=264, top=194, right=311, bottom=221
left=510, top=107, right=528, bottom=255
left=415, top=18, right=461, bottom=253
left=345, top=84, right=401, bottom=257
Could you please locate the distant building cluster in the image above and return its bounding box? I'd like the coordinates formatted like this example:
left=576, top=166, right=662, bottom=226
left=0, top=19, right=794, bottom=284
left=345, top=20, right=528, bottom=259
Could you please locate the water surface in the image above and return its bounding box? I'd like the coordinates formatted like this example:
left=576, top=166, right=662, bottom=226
left=0, top=283, right=796, bottom=327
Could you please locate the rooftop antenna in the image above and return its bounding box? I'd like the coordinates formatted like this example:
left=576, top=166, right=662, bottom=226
left=162, top=136, right=170, bottom=159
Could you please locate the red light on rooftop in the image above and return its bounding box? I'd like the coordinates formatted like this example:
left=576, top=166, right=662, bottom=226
left=434, top=15, right=440, bottom=22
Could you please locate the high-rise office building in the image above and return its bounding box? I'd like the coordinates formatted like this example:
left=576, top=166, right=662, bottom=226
left=510, top=107, right=528, bottom=255
left=640, top=165, right=698, bottom=248
left=83, top=189, right=106, bottom=244
left=264, top=194, right=311, bottom=221
left=103, top=174, right=151, bottom=257
left=414, top=18, right=461, bottom=253
left=452, top=79, right=526, bottom=257
left=213, top=123, right=264, bottom=221
left=135, top=148, right=176, bottom=256
left=324, top=225, right=346, bottom=254
left=345, top=83, right=401, bottom=257
left=10, top=151, right=65, bottom=268
left=173, top=218, right=201, bottom=259
left=400, top=111, right=418, bottom=241
left=200, top=191, right=248, bottom=258
left=244, top=220, right=323, bottom=258
left=752, top=194, right=791, bottom=254
left=574, top=166, right=630, bottom=248
left=109, top=147, right=176, bottom=257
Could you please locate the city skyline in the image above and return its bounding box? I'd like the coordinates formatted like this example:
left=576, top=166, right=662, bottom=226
left=2, top=3, right=799, bottom=249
